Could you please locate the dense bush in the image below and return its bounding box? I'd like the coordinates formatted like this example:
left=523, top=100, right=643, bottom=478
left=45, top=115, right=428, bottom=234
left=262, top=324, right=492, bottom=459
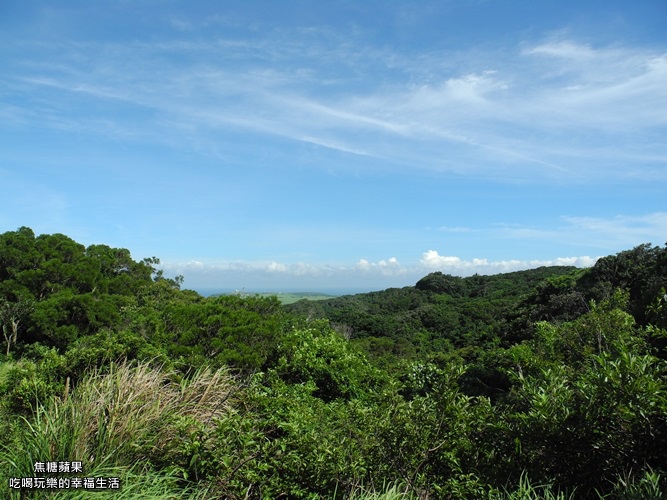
left=1, top=228, right=666, bottom=498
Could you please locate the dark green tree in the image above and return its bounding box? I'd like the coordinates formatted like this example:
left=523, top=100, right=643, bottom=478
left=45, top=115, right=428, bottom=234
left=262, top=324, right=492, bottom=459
left=0, top=298, right=33, bottom=356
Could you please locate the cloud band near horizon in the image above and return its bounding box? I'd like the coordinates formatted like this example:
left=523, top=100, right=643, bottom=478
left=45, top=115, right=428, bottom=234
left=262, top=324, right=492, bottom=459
left=161, top=250, right=602, bottom=292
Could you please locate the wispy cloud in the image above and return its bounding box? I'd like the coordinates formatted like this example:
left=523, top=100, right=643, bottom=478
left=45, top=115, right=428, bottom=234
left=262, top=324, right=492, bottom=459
left=4, top=31, right=665, bottom=182
left=519, top=40, right=667, bottom=130
left=497, top=212, right=667, bottom=248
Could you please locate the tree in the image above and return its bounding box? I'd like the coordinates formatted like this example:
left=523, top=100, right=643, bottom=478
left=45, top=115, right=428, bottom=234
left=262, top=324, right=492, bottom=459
left=0, top=298, right=33, bottom=356
left=416, top=272, right=466, bottom=296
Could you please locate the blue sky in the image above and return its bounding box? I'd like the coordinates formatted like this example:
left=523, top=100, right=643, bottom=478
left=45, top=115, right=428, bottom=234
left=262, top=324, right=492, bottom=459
left=1, top=1, right=666, bottom=293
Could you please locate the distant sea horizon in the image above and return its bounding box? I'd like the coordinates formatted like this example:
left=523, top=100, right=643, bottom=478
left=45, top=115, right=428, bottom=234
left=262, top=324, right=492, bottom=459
left=191, top=287, right=381, bottom=298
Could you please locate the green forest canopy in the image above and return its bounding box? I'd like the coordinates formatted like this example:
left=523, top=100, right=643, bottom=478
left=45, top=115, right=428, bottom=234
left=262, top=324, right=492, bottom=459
left=1, top=227, right=666, bottom=498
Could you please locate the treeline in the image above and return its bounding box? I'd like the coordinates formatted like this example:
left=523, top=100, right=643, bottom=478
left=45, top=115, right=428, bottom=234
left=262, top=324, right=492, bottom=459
left=1, top=227, right=666, bottom=498
left=285, top=266, right=579, bottom=368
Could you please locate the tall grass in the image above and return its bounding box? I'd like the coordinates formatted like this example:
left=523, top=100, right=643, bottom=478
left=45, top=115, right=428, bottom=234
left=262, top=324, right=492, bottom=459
left=1, top=361, right=236, bottom=499
left=347, top=481, right=414, bottom=500
left=490, top=472, right=577, bottom=500
left=603, top=469, right=665, bottom=500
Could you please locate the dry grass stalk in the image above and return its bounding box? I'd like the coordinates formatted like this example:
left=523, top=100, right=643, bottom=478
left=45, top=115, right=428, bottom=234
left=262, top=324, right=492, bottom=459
left=40, top=361, right=237, bottom=469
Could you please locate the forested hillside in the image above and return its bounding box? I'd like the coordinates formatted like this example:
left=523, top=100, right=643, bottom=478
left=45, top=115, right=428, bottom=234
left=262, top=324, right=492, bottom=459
left=1, top=227, right=666, bottom=498
left=285, top=266, right=578, bottom=368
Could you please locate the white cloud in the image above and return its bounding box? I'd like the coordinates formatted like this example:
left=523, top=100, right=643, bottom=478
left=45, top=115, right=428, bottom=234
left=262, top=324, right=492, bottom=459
left=290, top=262, right=327, bottom=276
left=441, top=71, right=507, bottom=103
left=355, top=259, right=371, bottom=272
left=266, top=262, right=288, bottom=273
left=524, top=40, right=597, bottom=60
left=157, top=210, right=664, bottom=291
left=8, top=33, right=666, bottom=182
left=356, top=257, right=406, bottom=276
left=548, top=256, right=599, bottom=267
left=519, top=41, right=667, bottom=132
left=160, top=249, right=601, bottom=292
left=419, top=250, right=598, bottom=276
left=421, top=251, right=464, bottom=269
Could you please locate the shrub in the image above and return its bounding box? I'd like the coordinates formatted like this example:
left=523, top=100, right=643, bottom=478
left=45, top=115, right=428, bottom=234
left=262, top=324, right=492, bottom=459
left=0, top=361, right=237, bottom=498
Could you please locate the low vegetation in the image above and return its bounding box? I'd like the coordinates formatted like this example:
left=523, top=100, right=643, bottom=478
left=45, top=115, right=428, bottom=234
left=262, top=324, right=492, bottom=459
left=1, top=227, right=666, bottom=498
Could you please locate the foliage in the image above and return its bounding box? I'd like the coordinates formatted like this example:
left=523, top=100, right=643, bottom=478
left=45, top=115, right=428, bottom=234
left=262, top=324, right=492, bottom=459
left=269, top=320, right=384, bottom=401
left=0, top=361, right=236, bottom=499
left=494, top=295, right=667, bottom=494
left=157, top=294, right=286, bottom=373
left=0, top=227, right=165, bottom=354
left=603, top=469, right=666, bottom=500
left=1, top=228, right=667, bottom=498
left=489, top=472, right=577, bottom=499
left=286, top=267, right=578, bottom=369
left=504, top=243, right=667, bottom=344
